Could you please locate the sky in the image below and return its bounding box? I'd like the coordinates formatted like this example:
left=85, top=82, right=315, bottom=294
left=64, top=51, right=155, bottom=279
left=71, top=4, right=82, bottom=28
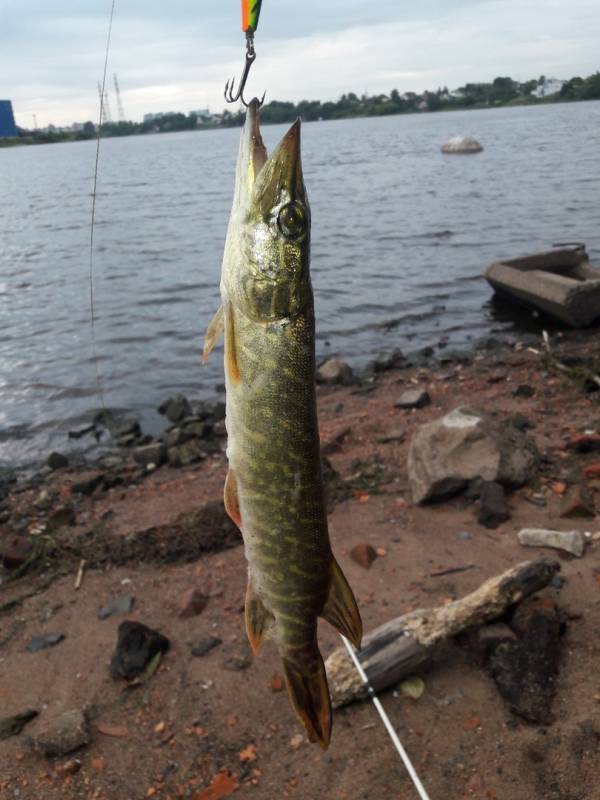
left=2, top=0, right=600, bottom=128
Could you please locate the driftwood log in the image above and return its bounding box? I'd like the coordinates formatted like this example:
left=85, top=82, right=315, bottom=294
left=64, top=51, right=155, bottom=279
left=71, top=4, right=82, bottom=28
left=326, top=558, right=559, bottom=707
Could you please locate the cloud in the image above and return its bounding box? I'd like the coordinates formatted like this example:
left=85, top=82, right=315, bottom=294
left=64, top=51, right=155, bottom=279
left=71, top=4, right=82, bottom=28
left=2, top=0, right=599, bottom=126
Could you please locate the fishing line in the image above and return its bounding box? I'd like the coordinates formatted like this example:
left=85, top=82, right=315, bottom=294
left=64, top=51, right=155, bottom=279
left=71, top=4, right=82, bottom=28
left=340, top=635, right=432, bottom=800
left=89, top=0, right=116, bottom=414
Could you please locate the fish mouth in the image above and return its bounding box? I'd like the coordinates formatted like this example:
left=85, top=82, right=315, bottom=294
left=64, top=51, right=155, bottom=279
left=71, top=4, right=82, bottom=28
left=252, top=116, right=304, bottom=211
left=243, top=99, right=268, bottom=183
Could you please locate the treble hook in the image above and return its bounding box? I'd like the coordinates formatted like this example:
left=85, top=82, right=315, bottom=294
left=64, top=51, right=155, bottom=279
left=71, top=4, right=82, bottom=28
left=224, top=30, right=265, bottom=107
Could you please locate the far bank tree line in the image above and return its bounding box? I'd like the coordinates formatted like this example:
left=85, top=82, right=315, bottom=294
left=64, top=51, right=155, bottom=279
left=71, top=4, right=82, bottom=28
left=10, top=71, right=600, bottom=146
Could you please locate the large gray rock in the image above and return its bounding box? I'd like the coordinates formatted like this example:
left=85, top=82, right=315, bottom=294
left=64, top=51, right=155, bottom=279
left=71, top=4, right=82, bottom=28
left=408, top=407, right=539, bottom=504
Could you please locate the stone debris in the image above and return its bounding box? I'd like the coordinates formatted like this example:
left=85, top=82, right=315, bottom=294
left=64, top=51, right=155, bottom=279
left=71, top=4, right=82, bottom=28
left=31, top=709, right=90, bottom=757
left=517, top=528, right=586, bottom=557
left=176, top=588, right=208, bottom=618
left=191, top=637, right=222, bottom=658
left=110, top=621, right=170, bottom=680
left=395, top=389, right=431, bottom=410
left=559, top=485, right=596, bottom=519
left=408, top=407, right=539, bottom=504
left=0, top=710, right=38, bottom=740
left=316, top=358, right=355, bottom=385
left=97, top=596, right=135, bottom=620
left=26, top=633, right=65, bottom=653
left=478, top=481, right=510, bottom=529
left=158, top=394, right=192, bottom=423
left=487, top=597, right=562, bottom=724
left=45, top=452, right=69, bottom=471
left=133, top=443, right=167, bottom=467
left=349, top=543, right=378, bottom=569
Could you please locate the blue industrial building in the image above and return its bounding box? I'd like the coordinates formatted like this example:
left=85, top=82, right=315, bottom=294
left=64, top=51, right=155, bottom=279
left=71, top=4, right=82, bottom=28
left=0, top=100, right=17, bottom=137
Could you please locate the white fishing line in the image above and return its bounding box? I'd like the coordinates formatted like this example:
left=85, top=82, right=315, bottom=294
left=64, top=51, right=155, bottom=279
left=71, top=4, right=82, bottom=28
left=89, top=0, right=116, bottom=412
left=340, top=635, right=432, bottom=800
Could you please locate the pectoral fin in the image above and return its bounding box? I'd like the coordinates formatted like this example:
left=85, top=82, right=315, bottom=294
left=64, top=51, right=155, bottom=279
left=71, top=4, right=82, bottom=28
left=224, top=469, right=242, bottom=530
left=224, top=301, right=241, bottom=384
left=202, top=304, right=224, bottom=363
left=320, top=559, right=363, bottom=649
left=245, top=582, right=274, bottom=654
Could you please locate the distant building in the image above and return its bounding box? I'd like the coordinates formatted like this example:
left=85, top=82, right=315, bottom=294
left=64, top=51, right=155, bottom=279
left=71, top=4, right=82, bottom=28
left=191, top=108, right=210, bottom=119
left=531, top=78, right=565, bottom=98
left=71, top=122, right=84, bottom=132
left=0, top=100, right=17, bottom=137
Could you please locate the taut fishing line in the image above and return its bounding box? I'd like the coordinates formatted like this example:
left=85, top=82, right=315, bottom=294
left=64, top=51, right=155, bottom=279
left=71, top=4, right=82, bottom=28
left=340, top=636, right=433, bottom=800
left=89, top=0, right=116, bottom=414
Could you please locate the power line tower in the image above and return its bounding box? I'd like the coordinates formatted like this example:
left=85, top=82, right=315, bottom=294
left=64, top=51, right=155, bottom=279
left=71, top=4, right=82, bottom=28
left=32, top=114, right=38, bottom=130
left=97, top=81, right=113, bottom=124
left=113, top=73, right=126, bottom=122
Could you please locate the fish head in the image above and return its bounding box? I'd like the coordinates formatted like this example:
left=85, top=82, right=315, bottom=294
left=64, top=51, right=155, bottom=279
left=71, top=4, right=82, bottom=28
left=222, top=99, right=311, bottom=323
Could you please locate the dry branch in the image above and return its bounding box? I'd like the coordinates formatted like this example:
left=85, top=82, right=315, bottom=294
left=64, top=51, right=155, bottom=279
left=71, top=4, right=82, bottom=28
left=326, top=558, right=559, bottom=707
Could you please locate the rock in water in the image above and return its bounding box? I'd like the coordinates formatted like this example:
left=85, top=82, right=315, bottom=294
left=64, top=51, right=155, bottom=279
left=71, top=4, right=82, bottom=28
left=441, top=136, right=483, bottom=154
left=32, top=709, right=89, bottom=756
left=478, top=481, right=510, bottom=529
left=407, top=407, right=539, bottom=504
left=110, top=621, right=170, bottom=680
left=158, top=394, right=192, bottom=423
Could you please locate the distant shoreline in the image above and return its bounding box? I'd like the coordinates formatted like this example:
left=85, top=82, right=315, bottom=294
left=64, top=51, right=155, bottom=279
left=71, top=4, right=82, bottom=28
left=3, top=74, right=599, bottom=148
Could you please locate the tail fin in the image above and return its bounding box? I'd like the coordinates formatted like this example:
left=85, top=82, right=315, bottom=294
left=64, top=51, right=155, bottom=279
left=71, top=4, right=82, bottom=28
left=320, top=559, right=362, bottom=649
left=282, top=650, right=332, bottom=749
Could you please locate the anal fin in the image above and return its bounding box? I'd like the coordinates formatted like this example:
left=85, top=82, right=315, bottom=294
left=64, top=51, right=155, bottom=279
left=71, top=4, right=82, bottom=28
left=202, top=304, right=224, bottom=363
left=320, top=559, right=363, bottom=649
left=282, top=651, right=332, bottom=749
left=245, top=582, right=274, bottom=654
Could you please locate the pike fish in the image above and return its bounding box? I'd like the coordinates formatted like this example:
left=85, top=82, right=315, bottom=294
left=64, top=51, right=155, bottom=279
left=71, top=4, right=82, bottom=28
left=203, top=99, right=362, bottom=748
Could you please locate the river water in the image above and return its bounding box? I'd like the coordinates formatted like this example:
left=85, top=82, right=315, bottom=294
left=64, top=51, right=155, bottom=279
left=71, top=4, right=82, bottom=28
left=1, top=101, right=599, bottom=467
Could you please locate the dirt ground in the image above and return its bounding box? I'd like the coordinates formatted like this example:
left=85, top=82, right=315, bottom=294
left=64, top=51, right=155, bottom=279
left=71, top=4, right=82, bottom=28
left=1, top=330, right=600, bottom=800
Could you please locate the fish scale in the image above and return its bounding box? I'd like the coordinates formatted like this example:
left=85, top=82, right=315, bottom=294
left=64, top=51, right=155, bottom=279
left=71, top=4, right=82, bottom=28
left=203, top=98, right=362, bottom=748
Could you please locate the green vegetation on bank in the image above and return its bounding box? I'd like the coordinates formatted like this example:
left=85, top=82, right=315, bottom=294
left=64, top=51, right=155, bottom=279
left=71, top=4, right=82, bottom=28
left=3, top=71, right=600, bottom=148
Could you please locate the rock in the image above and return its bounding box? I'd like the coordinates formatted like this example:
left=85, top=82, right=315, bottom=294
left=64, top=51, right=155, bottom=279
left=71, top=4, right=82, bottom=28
left=316, top=358, right=355, bottom=386
left=45, top=452, right=69, bottom=471
left=166, top=440, right=207, bottom=467
left=98, top=596, right=135, bottom=620
left=176, top=588, right=208, bottom=618
left=45, top=506, right=77, bottom=532
left=321, top=426, right=351, bottom=456
left=511, top=414, right=535, bottom=431
left=372, top=348, right=405, bottom=372
left=559, top=486, right=596, bottom=519
left=182, top=420, right=212, bottom=439
left=478, top=481, right=510, bottom=529
left=0, top=710, right=38, bottom=740
left=133, top=443, right=167, bottom=467
left=222, top=642, right=253, bottom=671
left=395, top=389, right=431, bottom=410
left=441, top=136, right=483, bottom=154
left=32, top=709, right=89, bottom=757
left=26, top=633, right=65, bottom=653
left=583, top=462, right=600, bottom=479
left=376, top=428, right=406, bottom=444
left=191, top=637, right=222, bottom=658
left=110, top=621, right=170, bottom=680
left=513, top=384, right=535, bottom=398
left=0, top=533, right=33, bottom=569
left=568, top=434, right=600, bottom=453
left=517, top=528, right=586, bottom=557
left=68, top=424, right=97, bottom=440
left=72, top=473, right=104, bottom=496
left=408, top=407, right=539, bottom=504
left=158, top=394, right=192, bottom=424
left=349, top=543, right=378, bottom=569
left=488, top=597, right=562, bottom=724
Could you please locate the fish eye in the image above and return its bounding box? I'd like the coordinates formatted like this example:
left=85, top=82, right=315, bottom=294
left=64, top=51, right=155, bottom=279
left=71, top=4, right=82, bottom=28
left=277, top=202, right=306, bottom=240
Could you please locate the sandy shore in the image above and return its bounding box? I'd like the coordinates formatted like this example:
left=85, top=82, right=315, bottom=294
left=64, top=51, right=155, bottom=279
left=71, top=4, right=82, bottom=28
left=1, top=328, right=599, bottom=800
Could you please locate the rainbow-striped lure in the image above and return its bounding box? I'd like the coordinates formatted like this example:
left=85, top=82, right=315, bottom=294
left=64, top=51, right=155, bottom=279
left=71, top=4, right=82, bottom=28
left=242, top=0, right=262, bottom=33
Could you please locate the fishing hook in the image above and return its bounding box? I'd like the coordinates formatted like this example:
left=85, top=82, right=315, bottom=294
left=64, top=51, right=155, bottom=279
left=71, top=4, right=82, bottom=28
left=224, top=30, right=265, bottom=107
